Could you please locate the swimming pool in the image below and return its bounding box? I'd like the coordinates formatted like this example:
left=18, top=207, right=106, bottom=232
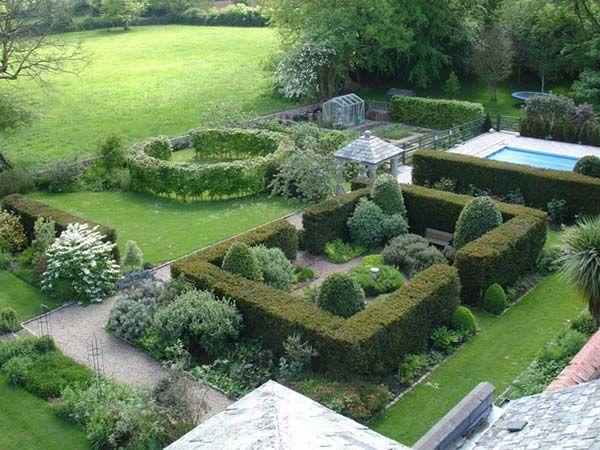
left=486, top=147, right=579, bottom=171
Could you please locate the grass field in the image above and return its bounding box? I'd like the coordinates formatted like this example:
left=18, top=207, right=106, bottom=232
left=28, top=191, right=297, bottom=264
left=1, top=25, right=294, bottom=167
left=0, top=271, right=60, bottom=323
left=0, top=376, right=89, bottom=450
left=360, top=78, right=570, bottom=117
left=370, top=274, right=584, bottom=445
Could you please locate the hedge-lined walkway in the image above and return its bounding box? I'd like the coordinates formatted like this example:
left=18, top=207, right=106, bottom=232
left=369, top=274, right=585, bottom=446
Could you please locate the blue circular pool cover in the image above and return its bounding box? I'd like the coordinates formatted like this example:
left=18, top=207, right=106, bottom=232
left=511, top=91, right=550, bottom=102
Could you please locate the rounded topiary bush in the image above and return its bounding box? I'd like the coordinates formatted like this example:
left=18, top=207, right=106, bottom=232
left=573, top=155, right=600, bottom=178
left=317, top=272, right=365, bottom=318
left=347, top=198, right=385, bottom=248
left=383, top=234, right=446, bottom=276
left=381, top=213, right=409, bottom=241
left=371, top=175, right=406, bottom=216
left=251, top=245, right=293, bottom=291
left=482, top=283, right=507, bottom=315
left=222, top=242, right=262, bottom=282
left=454, top=196, right=502, bottom=249
left=450, top=306, right=477, bottom=335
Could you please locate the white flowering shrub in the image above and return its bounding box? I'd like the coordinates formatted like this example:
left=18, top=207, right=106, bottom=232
left=42, top=223, right=120, bottom=303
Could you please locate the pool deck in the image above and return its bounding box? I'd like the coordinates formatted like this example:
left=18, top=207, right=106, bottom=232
left=449, top=131, right=600, bottom=159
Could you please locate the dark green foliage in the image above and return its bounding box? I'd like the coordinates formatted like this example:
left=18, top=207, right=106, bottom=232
left=302, top=188, right=369, bottom=254
left=570, top=311, right=596, bottom=336
left=397, top=353, right=429, bottom=385
left=450, top=306, right=477, bottom=336
left=482, top=113, right=493, bottom=132
left=382, top=214, right=410, bottom=241
left=547, top=198, right=568, bottom=225
left=390, top=96, right=484, bottom=129
left=536, top=247, right=564, bottom=274
left=324, top=239, right=366, bottom=264
left=172, top=230, right=461, bottom=374
left=2, top=194, right=119, bottom=260
left=222, top=242, right=263, bottom=282
left=128, top=129, right=289, bottom=199
left=573, top=155, right=600, bottom=178
left=412, top=149, right=600, bottom=218
left=0, top=168, right=36, bottom=197
left=454, top=196, right=502, bottom=249
left=0, top=336, right=56, bottom=367
left=432, top=177, right=457, bottom=193
left=317, top=273, right=365, bottom=318
left=482, top=283, right=507, bottom=315
left=431, top=326, right=463, bottom=354
left=142, top=135, right=172, bottom=160
left=371, top=175, right=406, bottom=216
left=34, top=161, right=83, bottom=193
left=350, top=177, right=372, bottom=191
left=0, top=91, right=30, bottom=132
left=382, top=234, right=447, bottom=276
left=294, top=267, right=315, bottom=283
left=97, top=131, right=126, bottom=173
left=251, top=245, right=294, bottom=291
left=347, top=198, right=385, bottom=248
left=0, top=307, right=19, bottom=333
left=571, top=69, right=600, bottom=110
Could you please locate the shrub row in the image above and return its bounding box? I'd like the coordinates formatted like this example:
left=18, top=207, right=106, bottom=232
left=412, top=149, right=600, bottom=217
left=190, top=128, right=280, bottom=160
left=127, top=129, right=291, bottom=199
left=2, top=194, right=119, bottom=260
left=172, top=254, right=460, bottom=374
left=390, top=96, right=485, bottom=130
left=302, top=183, right=547, bottom=305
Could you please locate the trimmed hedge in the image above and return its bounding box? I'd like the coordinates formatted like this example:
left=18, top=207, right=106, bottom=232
left=412, top=149, right=600, bottom=217
left=172, top=254, right=459, bottom=374
left=390, top=96, right=484, bottom=129
left=2, top=194, right=119, bottom=260
left=302, top=183, right=547, bottom=305
left=128, top=129, right=291, bottom=199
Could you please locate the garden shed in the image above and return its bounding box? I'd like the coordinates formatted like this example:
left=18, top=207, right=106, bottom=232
left=322, top=94, right=365, bottom=128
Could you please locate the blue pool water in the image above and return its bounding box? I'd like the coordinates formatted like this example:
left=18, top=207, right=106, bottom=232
left=486, top=147, right=579, bottom=171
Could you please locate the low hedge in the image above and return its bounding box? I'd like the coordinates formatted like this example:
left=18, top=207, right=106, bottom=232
left=390, top=96, right=484, bottom=130
left=412, top=149, right=600, bottom=217
left=302, top=183, right=547, bottom=305
left=128, top=129, right=291, bottom=199
left=172, top=252, right=460, bottom=374
left=2, top=194, right=119, bottom=260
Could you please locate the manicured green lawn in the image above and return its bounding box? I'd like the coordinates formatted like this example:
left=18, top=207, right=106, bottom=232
left=360, top=78, right=570, bottom=117
left=1, top=25, right=294, bottom=168
left=370, top=274, right=584, bottom=446
left=0, top=376, right=89, bottom=450
left=28, top=191, right=297, bottom=264
left=0, top=271, right=60, bottom=323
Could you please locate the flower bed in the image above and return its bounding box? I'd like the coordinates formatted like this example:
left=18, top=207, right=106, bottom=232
left=127, top=128, right=292, bottom=199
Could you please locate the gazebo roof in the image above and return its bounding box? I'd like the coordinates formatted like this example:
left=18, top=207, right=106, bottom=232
left=334, top=130, right=404, bottom=164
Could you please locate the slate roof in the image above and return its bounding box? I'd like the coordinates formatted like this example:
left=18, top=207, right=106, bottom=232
left=334, top=131, right=404, bottom=164
left=473, top=379, right=600, bottom=449
left=165, top=380, right=407, bottom=450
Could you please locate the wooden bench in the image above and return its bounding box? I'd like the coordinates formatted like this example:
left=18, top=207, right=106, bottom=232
left=425, top=228, right=453, bottom=247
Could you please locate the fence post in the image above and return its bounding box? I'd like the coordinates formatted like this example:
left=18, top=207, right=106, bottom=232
left=496, top=115, right=501, bottom=131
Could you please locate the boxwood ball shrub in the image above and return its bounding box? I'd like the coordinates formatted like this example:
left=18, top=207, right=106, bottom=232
left=371, top=175, right=407, bottom=216
left=450, top=306, right=477, bottom=336
left=483, top=283, right=507, bottom=315
left=317, top=273, right=365, bottom=318
left=347, top=198, right=385, bottom=248
left=574, top=155, right=600, bottom=178
left=251, top=245, right=294, bottom=291
left=454, top=196, right=502, bottom=249
left=222, top=242, right=262, bottom=282
left=128, top=128, right=290, bottom=199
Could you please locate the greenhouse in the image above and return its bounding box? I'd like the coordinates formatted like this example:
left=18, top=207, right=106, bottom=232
left=322, top=94, right=365, bottom=128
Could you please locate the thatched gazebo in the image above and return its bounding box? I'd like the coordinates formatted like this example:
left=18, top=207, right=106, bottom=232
left=333, top=130, right=405, bottom=194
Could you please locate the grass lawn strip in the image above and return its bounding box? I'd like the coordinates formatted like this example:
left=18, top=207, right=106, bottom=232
left=28, top=191, right=297, bottom=264
left=0, top=375, right=89, bottom=450
left=0, top=271, right=61, bottom=323
left=369, top=273, right=584, bottom=445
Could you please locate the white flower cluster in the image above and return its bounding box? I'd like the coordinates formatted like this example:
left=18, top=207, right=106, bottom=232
left=42, top=223, right=120, bottom=303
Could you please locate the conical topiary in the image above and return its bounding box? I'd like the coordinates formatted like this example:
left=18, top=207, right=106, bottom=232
left=222, top=242, right=262, bottom=281
left=371, top=174, right=406, bottom=216
left=454, top=196, right=502, bottom=248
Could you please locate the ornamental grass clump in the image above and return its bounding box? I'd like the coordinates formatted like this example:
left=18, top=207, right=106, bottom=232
left=454, top=196, right=502, bottom=248
left=41, top=223, right=120, bottom=303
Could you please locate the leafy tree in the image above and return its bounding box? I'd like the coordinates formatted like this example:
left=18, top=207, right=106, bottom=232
left=317, top=272, right=365, bottom=318
left=123, top=240, right=143, bottom=270
left=98, top=131, right=125, bottom=174
left=454, top=196, right=502, bottom=248
left=0, top=0, right=85, bottom=82
left=443, top=71, right=461, bottom=99
left=471, top=25, right=514, bottom=102
left=571, top=69, right=600, bottom=110
left=560, top=215, right=600, bottom=328
left=101, top=0, right=147, bottom=30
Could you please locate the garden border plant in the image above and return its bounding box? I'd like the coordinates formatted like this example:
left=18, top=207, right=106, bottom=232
left=127, top=128, right=293, bottom=199
left=412, top=149, right=600, bottom=218
left=171, top=220, right=460, bottom=375
left=304, top=183, right=547, bottom=305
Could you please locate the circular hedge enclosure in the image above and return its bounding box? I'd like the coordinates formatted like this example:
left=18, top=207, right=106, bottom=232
left=127, top=129, right=291, bottom=199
